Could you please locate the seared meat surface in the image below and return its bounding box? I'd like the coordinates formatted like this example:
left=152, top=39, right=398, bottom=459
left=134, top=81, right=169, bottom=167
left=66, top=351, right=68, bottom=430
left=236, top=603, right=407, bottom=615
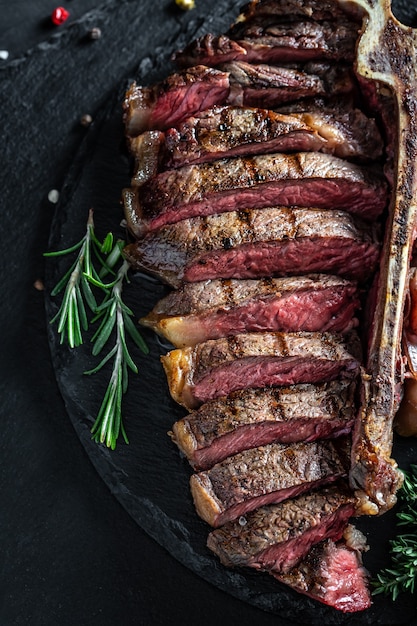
left=120, top=0, right=405, bottom=612
left=129, top=152, right=386, bottom=235
left=173, top=20, right=359, bottom=67
left=207, top=485, right=355, bottom=572
left=128, top=103, right=383, bottom=183
left=161, top=331, right=361, bottom=409
left=170, top=381, right=356, bottom=470
left=190, top=439, right=348, bottom=527
left=124, top=206, right=380, bottom=287
left=140, top=275, right=360, bottom=347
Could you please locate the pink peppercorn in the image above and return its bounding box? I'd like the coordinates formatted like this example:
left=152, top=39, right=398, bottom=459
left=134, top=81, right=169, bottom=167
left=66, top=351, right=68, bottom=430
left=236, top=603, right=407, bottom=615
left=51, top=7, right=70, bottom=25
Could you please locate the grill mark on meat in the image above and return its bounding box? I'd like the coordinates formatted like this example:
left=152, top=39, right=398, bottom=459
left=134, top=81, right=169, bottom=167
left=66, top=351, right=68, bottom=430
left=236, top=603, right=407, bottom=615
left=161, top=331, right=361, bottom=409
left=123, top=207, right=380, bottom=288
left=189, top=439, right=348, bottom=527
left=170, top=381, right=356, bottom=470
left=140, top=275, right=360, bottom=347
left=206, top=485, right=355, bottom=572
left=128, top=152, right=387, bottom=235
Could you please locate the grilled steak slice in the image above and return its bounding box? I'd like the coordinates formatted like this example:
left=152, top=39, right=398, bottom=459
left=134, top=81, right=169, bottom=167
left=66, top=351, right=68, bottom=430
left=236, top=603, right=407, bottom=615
left=123, top=207, right=380, bottom=288
left=225, top=61, right=354, bottom=107
left=160, top=331, right=361, bottom=409
left=160, top=104, right=382, bottom=168
left=129, top=106, right=327, bottom=174
left=170, top=381, right=356, bottom=470
left=189, top=439, right=348, bottom=527
left=173, top=21, right=358, bottom=68
left=140, top=275, right=360, bottom=347
left=123, top=66, right=230, bottom=136
left=123, top=60, right=353, bottom=138
left=274, top=535, right=371, bottom=613
left=206, top=485, right=355, bottom=572
left=127, top=152, right=387, bottom=235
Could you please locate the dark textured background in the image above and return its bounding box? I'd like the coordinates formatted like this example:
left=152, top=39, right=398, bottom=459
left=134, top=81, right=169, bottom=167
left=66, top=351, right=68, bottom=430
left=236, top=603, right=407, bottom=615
left=1, top=2, right=417, bottom=625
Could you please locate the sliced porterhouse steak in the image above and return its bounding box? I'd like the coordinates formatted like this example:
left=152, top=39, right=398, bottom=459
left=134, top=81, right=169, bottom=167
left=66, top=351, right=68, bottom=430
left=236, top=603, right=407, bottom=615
left=127, top=152, right=387, bottom=235
left=273, top=535, right=371, bottom=613
left=160, top=331, right=361, bottom=410
left=140, top=275, right=360, bottom=348
left=189, top=439, right=348, bottom=527
left=173, top=20, right=359, bottom=68
left=170, top=381, right=356, bottom=470
left=123, top=66, right=230, bottom=136
left=206, top=485, right=355, bottom=572
left=123, top=207, right=380, bottom=288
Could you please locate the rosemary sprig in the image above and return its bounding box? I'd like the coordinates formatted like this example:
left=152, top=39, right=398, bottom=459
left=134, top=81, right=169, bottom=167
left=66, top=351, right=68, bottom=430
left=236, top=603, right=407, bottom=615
left=45, top=210, right=148, bottom=449
left=85, top=255, right=149, bottom=449
left=373, top=465, right=417, bottom=600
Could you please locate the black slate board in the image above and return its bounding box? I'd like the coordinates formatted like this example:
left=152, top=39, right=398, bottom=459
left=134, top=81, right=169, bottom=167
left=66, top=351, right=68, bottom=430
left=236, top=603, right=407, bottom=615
left=42, top=3, right=417, bottom=624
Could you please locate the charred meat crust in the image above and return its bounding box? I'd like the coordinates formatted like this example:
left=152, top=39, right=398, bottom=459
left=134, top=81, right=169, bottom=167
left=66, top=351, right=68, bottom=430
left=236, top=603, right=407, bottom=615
left=127, top=152, right=387, bottom=235
left=128, top=104, right=384, bottom=181
left=161, top=331, right=361, bottom=409
left=190, top=439, right=348, bottom=527
left=170, top=381, right=356, bottom=470
left=123, top=207, right=380, bottom=288
left=140, top=275, right=360, bottom=347
left=206, top=484, right=355, bottom=572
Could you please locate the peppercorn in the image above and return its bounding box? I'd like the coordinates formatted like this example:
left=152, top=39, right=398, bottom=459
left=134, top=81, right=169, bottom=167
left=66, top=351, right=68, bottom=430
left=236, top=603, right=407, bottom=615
left=80, top=114, right=93, bottom=127
left=51, top=7, right=70, bottom=26
left=88, top=27, right=102, bottom=40
left=175, top=0, right=195, bottom=10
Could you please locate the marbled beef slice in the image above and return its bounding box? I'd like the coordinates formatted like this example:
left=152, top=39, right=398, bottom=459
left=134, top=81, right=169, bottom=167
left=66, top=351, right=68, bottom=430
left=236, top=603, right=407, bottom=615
left=123, top=66, right=230, bottom=136
left=190, top=439, right=348, bottom=527
left=173, top=20, right=359, bottom=67
left=206, top=485, right=355, bottom=572
left=161, top=331, right=361, bottom=410
left=130, top=152, right=387, bottom=235
left=274, top=532, right=371, bottom=612
left=170, top=381, right=356, bottom=470
left=140, top=275, right=360, bottom=347
left=124, top=207, right=380, bottom=288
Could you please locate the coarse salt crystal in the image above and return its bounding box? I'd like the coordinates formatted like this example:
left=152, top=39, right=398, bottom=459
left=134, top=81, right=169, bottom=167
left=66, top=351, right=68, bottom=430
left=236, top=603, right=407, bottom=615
left=48, top=189, right=60, bottom=204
